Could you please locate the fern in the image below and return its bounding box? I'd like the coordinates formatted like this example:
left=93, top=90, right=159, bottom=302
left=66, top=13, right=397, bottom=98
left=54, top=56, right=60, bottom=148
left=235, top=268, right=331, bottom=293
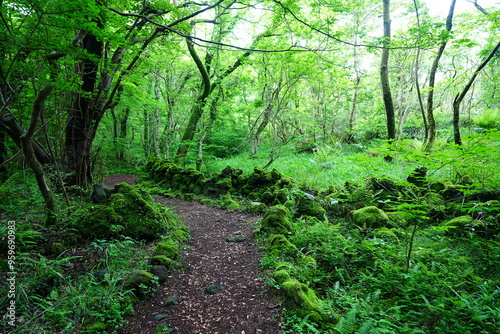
left=334, top=306, right=358, bottom=334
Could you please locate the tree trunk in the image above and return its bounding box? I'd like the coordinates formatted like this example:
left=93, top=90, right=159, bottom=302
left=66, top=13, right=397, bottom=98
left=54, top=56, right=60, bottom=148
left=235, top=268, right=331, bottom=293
left=0, top=113, right=52, bottom=165
left=21, top=73, right=58, bottom=223
left=412, top=0, right=428, bottom=142
left=65, top=31, right=104, bottom=188
left=453, top=41, right=500, bottom=145
left=423, top=0, right=456, bottom=150
left=175, top=39, right=212, bottom=164
left=118, top=108, right=130, bottom=160
left=380, top=0, right=396, bottom=140
left=251, top=103, right=274, bottom=156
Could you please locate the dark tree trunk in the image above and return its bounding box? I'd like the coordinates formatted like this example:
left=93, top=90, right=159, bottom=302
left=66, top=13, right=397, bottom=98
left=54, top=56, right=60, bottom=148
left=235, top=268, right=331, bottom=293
left=66, top=32, right=104, bottom=187
left=381, top=0, right=396, bottom=140
left=453, top=41, right=500, bottom=145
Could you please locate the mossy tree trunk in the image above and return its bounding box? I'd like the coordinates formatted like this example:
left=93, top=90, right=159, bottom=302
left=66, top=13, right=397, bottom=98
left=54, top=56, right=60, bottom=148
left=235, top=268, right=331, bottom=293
left=20, top=54, right=62, bottom=223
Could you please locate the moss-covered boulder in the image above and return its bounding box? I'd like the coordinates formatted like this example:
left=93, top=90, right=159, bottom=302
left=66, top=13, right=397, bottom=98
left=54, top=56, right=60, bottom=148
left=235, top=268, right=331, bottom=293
left=123, top=270, right=156, bottom=293
left=281, top=278, right=323, bottom=322
left=351, top=206, right=389, bottom=229
left=150, top=255, right=178, bottom=270
left=443, top=215, right=485, bottom=235
left=256, top=205, right=293, bottom=235
left=221, top=194, right=241, bottom=211
left=267, top=234, right=298, bottom=257
left=295, top=194, right=327, bottom=221
left=273, top=269, right=291, bottom=284
left=152, top=239, right=180, bottom=260
left=69, top=183, right=178, bottom=241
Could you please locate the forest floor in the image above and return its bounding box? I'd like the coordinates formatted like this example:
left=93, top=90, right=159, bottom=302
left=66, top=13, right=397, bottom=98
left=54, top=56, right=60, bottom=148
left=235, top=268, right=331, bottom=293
left=104, top=175, right=286, bottom=334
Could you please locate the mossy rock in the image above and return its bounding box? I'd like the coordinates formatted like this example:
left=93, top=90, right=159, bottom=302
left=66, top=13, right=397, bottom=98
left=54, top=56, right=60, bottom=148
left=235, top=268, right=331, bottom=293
left=215, top=177, right=233, bottom=192
left=296, top=195, right=327, bottom=221
left=123, top=270, right=155, bottom=291
left=370, top=176, right=398, bottom=192
left=273, top=269, right=291, bottom=284
left=424, top=192, right=445, bottom=207
left=266, top=234, right=298, bottom=257
left=281, top=278, right=323, bottom=322
left=351, top=206, right=389, bottom=229
left=152, top=239, right=179, bottom=260
left=429, top=181, right=446, bottom=193
left=170, top=229, right=190, bottom=244
left=221, top=194, right=241, bottom=211
left=296, top=255, right=317, bottom=270
left=246, top=201, right=268, bottom=214
left=257, top=205, right=293, bottom=235
left=442, top=215, right=485, bottom=235
left=374, top=227, right=399, bottom=240
left=386, top=211, right=407, bottom=227
left=440, top=183, right=464, bottom=200
left=150, top=255, right=178, bottom=269
left=69, top=183, right=174, bottom=241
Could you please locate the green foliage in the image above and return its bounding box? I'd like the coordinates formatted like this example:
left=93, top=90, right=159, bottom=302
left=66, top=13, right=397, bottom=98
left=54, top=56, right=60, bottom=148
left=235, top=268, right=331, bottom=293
left=473, top=109, right=500, bottom=130
left=0, top=237, right=154, bottom=333
left=68, top=183, right=177, bottom=241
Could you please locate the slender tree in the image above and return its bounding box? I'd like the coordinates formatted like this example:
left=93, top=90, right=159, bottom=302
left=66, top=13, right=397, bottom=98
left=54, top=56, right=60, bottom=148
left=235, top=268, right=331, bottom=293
left=380, top=0, right=396, bottom=140
left=453, top=41, right=500, bottom=145
left=423, top=0, right=456, bottom=150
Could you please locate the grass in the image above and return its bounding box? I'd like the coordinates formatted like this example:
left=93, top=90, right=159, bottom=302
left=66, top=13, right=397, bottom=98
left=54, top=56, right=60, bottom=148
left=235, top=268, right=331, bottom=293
left=201, top=143, right=416, bottom=190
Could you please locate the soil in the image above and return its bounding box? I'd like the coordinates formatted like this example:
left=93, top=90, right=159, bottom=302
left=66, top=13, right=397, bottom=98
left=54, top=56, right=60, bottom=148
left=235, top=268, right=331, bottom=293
left=104, top=175, right=286, bottom=334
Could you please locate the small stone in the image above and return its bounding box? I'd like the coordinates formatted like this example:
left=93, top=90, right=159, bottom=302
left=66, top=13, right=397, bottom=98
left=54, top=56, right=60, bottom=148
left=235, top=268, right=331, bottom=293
left=205, top=283, right=224, bottom=295
left=150, top=265, right=169, bottom=283
left=163, top=295, right=179, bottom=307
left=226, top=236, right=248, bottom=242
left=153, top=313, right=169, bottom=321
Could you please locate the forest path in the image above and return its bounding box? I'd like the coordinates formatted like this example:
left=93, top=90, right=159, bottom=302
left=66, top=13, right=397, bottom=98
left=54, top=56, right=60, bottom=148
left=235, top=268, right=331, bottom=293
left=104, top=175, right=285, bottom=334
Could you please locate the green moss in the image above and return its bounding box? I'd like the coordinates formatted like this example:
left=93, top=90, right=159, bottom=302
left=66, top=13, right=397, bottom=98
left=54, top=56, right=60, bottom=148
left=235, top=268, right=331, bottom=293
left=374, top=227, right=399, bottom=240
left=170, top=229, right=190, bottom=243
left=443, top=215, right=485, bottom=234
left=123, top=270, right=155, bottom=291
left=257, top=205, right=293, bottom=235
left=152, top=239, right=179, bottom=260
left=424, top=192, right=445, bottom=207
left=69, top=183, right=174, bottom=241
left=296, top=196, right=327, bottom=221
left=296, top=255, right=317, bottom=270
left=150, top=255, right=177, bottom=269
left=351, top=206, right=389, bottom=229
left=221, top=194, right=241, bottom=211
left=267, top=234, right=298, bottom=257
left=386, top=211, right=407, bottom=227
left=215, top=177, right=233, bottom=191
left=281, top=278, right=322, bottom=322
left=273, top=269, right=291, bottom=284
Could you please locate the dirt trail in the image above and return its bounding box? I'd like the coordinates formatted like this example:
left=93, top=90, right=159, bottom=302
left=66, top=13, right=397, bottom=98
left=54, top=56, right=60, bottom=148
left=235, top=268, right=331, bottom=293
left=105, top=176, right=285, bottom=334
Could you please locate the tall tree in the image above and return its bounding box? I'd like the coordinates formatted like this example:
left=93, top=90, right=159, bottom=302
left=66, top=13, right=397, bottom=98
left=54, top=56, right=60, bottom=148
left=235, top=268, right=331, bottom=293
left=423, top=0, right=456, bottom=150
left=380, top=0, right=396, bottom=140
